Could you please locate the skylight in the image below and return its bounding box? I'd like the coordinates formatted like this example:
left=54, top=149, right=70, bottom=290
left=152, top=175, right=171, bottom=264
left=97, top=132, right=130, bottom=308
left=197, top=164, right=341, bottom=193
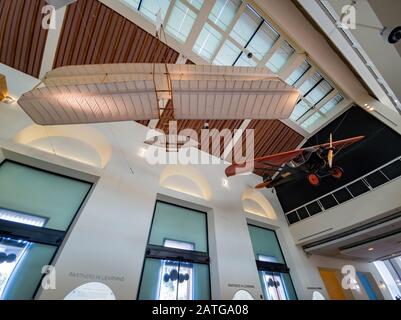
left=320, top=94, right=343, bottom=114
left=266, top=41, right=294, bottom=73
left=286, top=60, right=311, bottom=86
left=213, top=39, right=241, bottom=65
left=230, top=5, right=262, bottom=47
left=234, top=52, right=257, bottom=67
left=120, top=0, right=349, bottom=134
left=166, top=0, right=197, bottom=42
left=305, top=79, right=333, bottom=106
left=193, top=23, right=223, bottom=61
left=290, top=100, right=310, bottom=121
left=138, top=0, right=171, bottom=22
left=209, top=0, right=242, bottom=31
left=247, top=21, right=279, bottom=60
left=297, top=71, right=322, bottom=95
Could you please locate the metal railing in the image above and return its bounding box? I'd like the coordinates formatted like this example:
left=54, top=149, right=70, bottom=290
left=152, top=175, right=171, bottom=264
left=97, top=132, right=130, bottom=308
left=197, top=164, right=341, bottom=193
left=285, top=155, right=401, bottom=225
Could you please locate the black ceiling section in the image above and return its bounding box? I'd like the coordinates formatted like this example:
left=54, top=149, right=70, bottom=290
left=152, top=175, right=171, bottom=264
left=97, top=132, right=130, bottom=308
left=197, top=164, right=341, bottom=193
left=276, top=106, right=401, bottom=213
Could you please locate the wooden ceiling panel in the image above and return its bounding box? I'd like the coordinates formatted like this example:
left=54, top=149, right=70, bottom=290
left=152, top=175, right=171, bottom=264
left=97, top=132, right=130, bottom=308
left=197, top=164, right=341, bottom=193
left=0, top=0, right=48, bottom=78
left=233, top=120, right=304, bottom=165
left=54, top=0, right=179, bottom=67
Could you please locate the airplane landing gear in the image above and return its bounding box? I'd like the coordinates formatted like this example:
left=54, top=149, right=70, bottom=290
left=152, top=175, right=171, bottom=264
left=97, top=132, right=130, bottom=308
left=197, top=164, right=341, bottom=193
left=307, top=173, right=320, bottom=186
left=330, top=166, right=344, bottom=179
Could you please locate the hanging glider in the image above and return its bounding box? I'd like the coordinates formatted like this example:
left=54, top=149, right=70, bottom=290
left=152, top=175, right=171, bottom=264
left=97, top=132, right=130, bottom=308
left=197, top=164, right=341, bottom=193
left=17, top=63, right=300, bottom=125
left=225, top=135, right=365, bottom=188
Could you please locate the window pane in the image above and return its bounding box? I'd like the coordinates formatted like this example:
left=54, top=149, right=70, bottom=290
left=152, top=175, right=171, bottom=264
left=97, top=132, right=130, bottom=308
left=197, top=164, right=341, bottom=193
left=123, top=0, right=140, bottom=9
left=138, top=0, right=171, bottom=22
left=320, top=94, right=343, bottom=114
left=290, top=99, right=310, bottom=121
left=0, top=162, right=91, bottom=231
left=266, top=41, right=294, bottom=73
left=258, top=271, right=296, bottom=300
left=301, top=112, right=323, bottom=130
left=0, top=237, right=56, bottom=299
left=305, top=80, right=333, bottom=106
left=213, top=39, right=242, bottom=65
left=248, top=225, right=285, bottom=264
left=297, top=72, right=322, bottom=95
left=286, top=60, right=311, bottom=86
left=247, top=21, right=279, bottom=60
left=230, top=5, right=262, bottom=47
left=193, top=23, right=223, bottom=61
left=187, top=0, right=203, bottom=10
left=209, top=0, right=241, bottom=31
left=148, top=202, right=208, bottom=253
left=166, top=0, right=197, bottom=42
left=138, top=258, right=210, bottom=300
left=234, top=53, right=257, bottom=67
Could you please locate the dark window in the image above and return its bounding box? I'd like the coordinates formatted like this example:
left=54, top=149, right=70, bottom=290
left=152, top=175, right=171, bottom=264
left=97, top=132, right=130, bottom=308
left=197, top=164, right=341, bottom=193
left=286, top=212, right=299, bottom=224
left=306, top=202, right=322, bottom=216
left=365, top=171, right=389, bottom=188
left=297, top=207, right=309, bottom=220
left=347, top=180, right=370, bottom=197
left=381, top=160, right=401, bottom=180
left=333, top=188, right=353, bottom=203
left=319, top=194, right=338, bottom=210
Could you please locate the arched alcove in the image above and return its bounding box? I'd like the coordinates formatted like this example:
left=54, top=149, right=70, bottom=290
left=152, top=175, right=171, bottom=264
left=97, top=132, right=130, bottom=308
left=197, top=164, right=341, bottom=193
left=159, top=165, right=212, bottom=200
left=241, top=188, right=277, bottom=220
left=14, top=124, right=112, bottom=168
left=64, top=282, right=116, bottom=300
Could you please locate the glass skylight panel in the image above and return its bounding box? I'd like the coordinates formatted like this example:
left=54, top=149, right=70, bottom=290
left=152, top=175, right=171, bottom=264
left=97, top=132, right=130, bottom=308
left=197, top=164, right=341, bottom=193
left=297, top=72, right=322, bottom=95
left=266, top=41, right=294, bottom=73
left=247, top=21, right=279, bottom=61
left=213, top=39, right=242, bottom=65
left=193, top=23, right=223, bottom=61
left=209, top=0, right=241, bottom=31
left=301, top=112, right=323, bottom=130
left=187, top=0, right=204, bottom=10
left=123, top=0, right=140, bottom=9
left=234, top=53, right=257, bottom=67
left=166, top=0, right=197, bottom=42
left=290, top=99, right=310, bottom=121
left=320, top=94, right=344, bottom=114
left=286, top=60, right=311, bottom=86
left=305, top=79, right=333, bottom=106
left=138, top=0, right=171, bottom=22
left=230, top=5, right=262, bottom=47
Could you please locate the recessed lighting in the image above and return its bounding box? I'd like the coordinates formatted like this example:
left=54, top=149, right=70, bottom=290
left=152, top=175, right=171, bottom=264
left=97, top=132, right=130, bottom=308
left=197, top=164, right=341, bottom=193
left=368, top=247, right=374, bottom=251
left=1, top=95, right=15, bottom=104
left=364, top=103, right=368, bottom=107
left=369, top=107, right=375, bottom=111
left=138, top=148, right=147, bottom=158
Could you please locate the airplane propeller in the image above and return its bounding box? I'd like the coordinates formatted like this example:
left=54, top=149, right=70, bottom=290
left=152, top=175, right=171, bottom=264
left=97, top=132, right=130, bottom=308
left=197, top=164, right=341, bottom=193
left=328, top=133, right=334, bottom=168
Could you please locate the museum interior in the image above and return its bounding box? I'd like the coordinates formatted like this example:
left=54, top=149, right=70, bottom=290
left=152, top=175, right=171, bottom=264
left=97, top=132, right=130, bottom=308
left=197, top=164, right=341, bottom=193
left=0, top=0, right=401, bottom=300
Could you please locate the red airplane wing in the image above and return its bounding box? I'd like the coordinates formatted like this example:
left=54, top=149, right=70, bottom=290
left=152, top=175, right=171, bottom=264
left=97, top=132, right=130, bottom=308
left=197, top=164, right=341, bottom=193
left=225, top=135, right=364, bottom=177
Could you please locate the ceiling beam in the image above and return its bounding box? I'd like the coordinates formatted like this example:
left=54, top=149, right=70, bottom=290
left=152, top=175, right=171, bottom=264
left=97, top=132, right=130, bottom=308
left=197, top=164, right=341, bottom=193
left=39, top=6, right=67, bottom=79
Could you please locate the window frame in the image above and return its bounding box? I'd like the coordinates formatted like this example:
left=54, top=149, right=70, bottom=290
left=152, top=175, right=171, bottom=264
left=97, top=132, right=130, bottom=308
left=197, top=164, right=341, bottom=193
left=0, top=159, right=94, bottom=299
left=137, top=199, right=211, bottom=300
left=247, top=223, right=298, bottom=300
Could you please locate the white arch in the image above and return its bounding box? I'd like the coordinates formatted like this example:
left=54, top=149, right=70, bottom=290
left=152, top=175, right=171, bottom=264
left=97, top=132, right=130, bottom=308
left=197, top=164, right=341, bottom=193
left=241, top=188, right=277, bottom=220
left=64, top=282, right=116, bottom=300
left=14, top=124, right=112, bottom=168
left=159, top=165, right=212, bottom=200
